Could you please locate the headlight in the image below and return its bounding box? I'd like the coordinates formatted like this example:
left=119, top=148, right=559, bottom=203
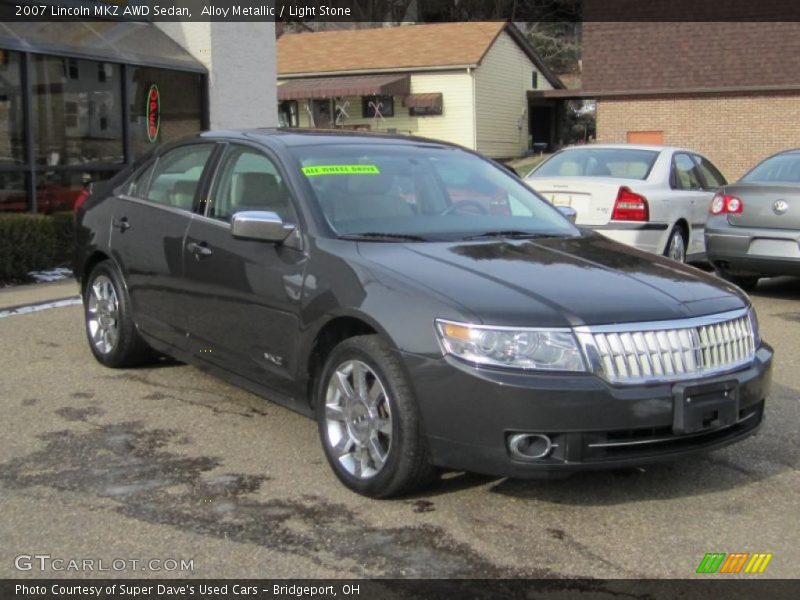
left=435, top=319, right=587, bottom=372
left=748, top=306, right=761, bottom=347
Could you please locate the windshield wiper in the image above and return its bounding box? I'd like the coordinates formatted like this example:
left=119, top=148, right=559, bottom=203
left=338, top=232, right=428, bottom=242
left=461, top=230, right=558, bottom=241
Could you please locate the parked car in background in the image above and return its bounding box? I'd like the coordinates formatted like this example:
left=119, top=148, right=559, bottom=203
left=524, top=145, right=727, bottom=263
left=706, top=149, right=800, bottom=290
left=75, top=130, right=771, bottom=498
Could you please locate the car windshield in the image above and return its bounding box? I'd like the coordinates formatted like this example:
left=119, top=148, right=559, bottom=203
left=741, top=154, right=800, bottom=184
left=290, top=144, right=578, bottom=241
left=530, top=148, right=659, bottom=180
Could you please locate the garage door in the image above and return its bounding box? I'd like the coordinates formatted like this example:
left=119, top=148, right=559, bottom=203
left=627, top=131, right=664, bottom=144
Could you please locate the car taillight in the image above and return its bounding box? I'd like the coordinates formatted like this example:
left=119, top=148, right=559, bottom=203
left=611, top=186, right=649, bottom=221
left=72, top=187, right=90, bottom=215
left=710, top=193, right=743, bottom=215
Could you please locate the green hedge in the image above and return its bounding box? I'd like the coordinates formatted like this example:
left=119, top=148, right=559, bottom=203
left=0, top=212, right=75, bottom=281
left=51, top=211, right=76, bottom=267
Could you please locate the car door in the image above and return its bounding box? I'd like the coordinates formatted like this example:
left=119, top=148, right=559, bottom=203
left=692, top=154, right=728, bottom=237
left=110, top=142, right=217, bottom=347
left=181, top=143, right=308, bottom=398
left=670, top=152, right=710, bottom=255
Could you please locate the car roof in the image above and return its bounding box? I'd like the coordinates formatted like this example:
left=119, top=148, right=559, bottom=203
left=197, top=128, right=461, bottom=149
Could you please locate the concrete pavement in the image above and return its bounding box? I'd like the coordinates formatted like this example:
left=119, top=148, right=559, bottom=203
left=0, top=276, right=798, bottom=580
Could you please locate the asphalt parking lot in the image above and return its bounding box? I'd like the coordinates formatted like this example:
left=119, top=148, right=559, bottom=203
left=1, top=277, right=798, bottom=580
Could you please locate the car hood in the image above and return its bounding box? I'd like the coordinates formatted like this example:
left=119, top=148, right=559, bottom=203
left=356, top=232, right=748, bottom=328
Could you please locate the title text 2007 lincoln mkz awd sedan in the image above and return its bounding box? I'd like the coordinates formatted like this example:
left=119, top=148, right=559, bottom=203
left=75, top=130, right=772, bottom=498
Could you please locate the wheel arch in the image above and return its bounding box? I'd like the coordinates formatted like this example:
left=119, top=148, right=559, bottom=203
left=81, top=251, right=113, bottom=293
left=303, top=312, right=393, bottom=410
left=666, top=217, right=690, bottom=254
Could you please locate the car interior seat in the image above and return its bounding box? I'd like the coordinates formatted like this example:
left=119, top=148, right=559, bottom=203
left=169, top=180, right=197, bottom=210
left=231, top=172, right=291, bottom=218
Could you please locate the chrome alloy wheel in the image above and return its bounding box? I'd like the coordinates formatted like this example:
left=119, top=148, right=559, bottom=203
left=324, top=360, right=392, bottom=479
left=86, top=275, right=120, bottom=355
left=668, top=230, right=686, bottom=262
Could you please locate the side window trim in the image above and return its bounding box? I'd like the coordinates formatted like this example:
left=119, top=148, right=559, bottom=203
left=195, top=141, right=227, bottom=216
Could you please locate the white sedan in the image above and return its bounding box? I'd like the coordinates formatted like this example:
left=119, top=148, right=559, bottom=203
left=524, top=144, right=727, bottom=262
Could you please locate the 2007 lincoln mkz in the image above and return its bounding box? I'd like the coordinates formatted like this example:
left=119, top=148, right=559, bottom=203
left=75, top=130, right=773, bottom=497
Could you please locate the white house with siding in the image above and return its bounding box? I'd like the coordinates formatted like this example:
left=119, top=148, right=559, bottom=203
left=276, top=22, right=563, bottom=158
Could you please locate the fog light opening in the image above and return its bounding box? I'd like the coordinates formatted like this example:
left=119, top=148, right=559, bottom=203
left=508, top=433, right=553, bottom=460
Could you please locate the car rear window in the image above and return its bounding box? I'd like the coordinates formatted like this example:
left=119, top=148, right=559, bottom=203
left=741, top=154, right=800, bottom=183
left=531, top=148, right=659, bottom=180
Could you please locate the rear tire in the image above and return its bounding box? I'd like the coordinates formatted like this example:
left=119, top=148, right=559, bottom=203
left=83, top=260, right=153, bottom=368
left=664, top=226, right=687, bottom=263
left=316, top=334, right=436, bottom=498
left=717, top=270, right=760, bottom=292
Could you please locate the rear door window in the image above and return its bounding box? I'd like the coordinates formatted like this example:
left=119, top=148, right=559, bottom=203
left=672, top=153, right=705, bottom=190
left=126, top=163, right=156, bottom=198
left=146, top=144, right=214, bottom=211
left=692, top=155, right=726, bottom=189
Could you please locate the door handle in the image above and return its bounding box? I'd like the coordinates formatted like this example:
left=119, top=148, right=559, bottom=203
left=112, top=217, right=130, bottom=232
left=187, top=241, right=213, bottom=258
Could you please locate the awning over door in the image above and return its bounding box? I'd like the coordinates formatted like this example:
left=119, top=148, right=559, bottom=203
left=277, top=74, right=410, bottom=100
left=403, top=93, right=443, bottom=109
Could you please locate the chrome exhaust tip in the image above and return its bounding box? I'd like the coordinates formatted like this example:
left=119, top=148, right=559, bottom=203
left=508, top=433, right=553, bottom=460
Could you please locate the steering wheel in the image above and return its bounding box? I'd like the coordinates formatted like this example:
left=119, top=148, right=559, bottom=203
left=439, top=200, right=488, bottom=216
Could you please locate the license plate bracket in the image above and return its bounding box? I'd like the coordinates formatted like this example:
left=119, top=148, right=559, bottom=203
left=672, top=380, right=739, bottom=435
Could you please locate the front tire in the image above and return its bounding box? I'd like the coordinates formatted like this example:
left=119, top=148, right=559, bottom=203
left=83, top=261, right=152, bottom=368
left=316, top=335, right=435, bottom=498
left=664, top=226, right=687, bottom=263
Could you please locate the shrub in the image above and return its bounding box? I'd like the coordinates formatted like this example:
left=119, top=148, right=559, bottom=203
left=50, top=211, right=76, bottom=267
left=0, top=213, right=58, bottom=281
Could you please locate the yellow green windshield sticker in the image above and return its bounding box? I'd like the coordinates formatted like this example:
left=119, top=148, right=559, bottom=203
left=302, top=164, right=380, bottom=177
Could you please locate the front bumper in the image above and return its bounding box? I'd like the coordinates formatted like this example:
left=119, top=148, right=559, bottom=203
left=402, top=345, right=772, bottom=478
left=706, top=221, right=800, bottom=276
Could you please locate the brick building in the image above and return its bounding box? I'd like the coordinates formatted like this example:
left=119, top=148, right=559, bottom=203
left=581, top=22, right=800, bottom=181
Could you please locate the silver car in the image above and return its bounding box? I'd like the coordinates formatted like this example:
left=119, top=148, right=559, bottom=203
left=706, top=149, right=800, bottom=291
left=525, top=145, right=727, bottom=263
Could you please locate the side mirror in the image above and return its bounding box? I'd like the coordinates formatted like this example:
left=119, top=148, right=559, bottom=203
left=231, top=211, right=294, bottom=243
left=557, top=205, right=577, bottom=223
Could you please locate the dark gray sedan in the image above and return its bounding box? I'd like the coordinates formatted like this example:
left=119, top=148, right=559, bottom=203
left=75, top=129, right=772, bottom=498
left=706, top=149, right=800, bottom=290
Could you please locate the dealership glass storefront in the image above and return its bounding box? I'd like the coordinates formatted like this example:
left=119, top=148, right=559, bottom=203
left=0, top=22, right=207, bottom=212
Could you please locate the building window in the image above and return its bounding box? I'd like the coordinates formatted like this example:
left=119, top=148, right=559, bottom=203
left=97, top=62, right=112, bottom=83
left=64, top=58, right=79, bottom=80
left=31, top=55, right=124, bottom=167
left=362, top=95, right=394, bottom=118
left=410, top=105, right=442, bottom=117
left=279, top=100, right=298, bottom=127
left=532, top=71, right=538, bottom=88
left=0, top=49, right=25, bottom=166
left=128, top=66, right=204, bottom=159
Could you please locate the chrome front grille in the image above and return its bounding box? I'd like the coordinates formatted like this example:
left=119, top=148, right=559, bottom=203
left=574, top=309, right=757, bottom=384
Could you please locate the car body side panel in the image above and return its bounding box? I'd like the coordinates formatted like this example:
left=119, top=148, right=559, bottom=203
left=181, top=215, right=309, bottom=398
left=108, top=197, right=193, bottom=348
